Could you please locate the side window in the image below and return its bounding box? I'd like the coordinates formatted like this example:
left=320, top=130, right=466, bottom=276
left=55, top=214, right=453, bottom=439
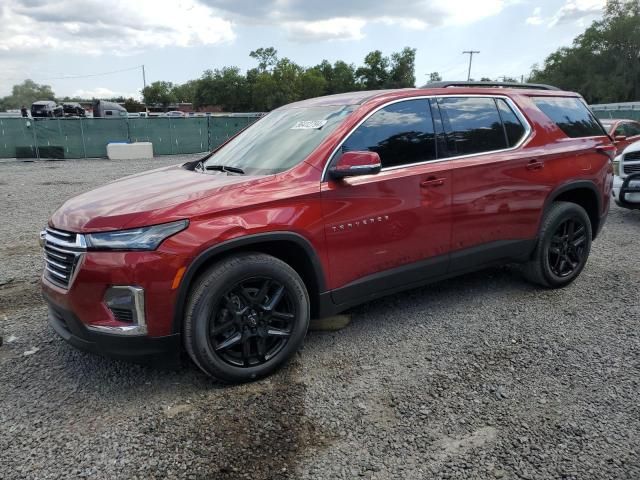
left=437, top=97, right=507, bottom=155
left=623, top=122, right=640, bottom=137
left=341, top=99, right=436, bottom=168
left=105, top=111, right=113, bottom=116
left=496, top=99, right=526, bottom=147
left=532, top=97, right=605, bottom=138
left=614, top=124, right=626, bottom=136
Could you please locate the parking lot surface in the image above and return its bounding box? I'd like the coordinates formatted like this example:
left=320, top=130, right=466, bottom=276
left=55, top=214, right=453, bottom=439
left=1, top=156, right=639, bottom=479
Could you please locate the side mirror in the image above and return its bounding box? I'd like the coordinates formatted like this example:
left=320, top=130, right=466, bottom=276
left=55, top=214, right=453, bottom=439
left=329, top=151, right=381, bottom=179
left=614, top=135, right=627, bottom=143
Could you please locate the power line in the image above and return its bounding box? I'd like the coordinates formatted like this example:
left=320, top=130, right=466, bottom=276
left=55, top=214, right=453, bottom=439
left=33, top=65, right=143, bottom=81
left=462, top=50, right=480, bottom=81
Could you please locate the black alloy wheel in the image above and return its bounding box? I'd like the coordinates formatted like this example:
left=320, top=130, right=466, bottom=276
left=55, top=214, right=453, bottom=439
left=547, top=216, right=588, bottom=278
left=524, top=201, right=592, bottom=288
left=184, top=253, right=310, bottom=383
left=209, top=277, right=296, bottom=368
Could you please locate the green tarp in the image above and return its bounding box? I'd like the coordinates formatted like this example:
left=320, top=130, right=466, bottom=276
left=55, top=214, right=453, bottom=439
left=0, top=115, right=259, bottom=159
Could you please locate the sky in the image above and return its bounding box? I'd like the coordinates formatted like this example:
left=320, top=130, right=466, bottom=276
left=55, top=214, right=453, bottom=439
left=0, top=0, right=607, bottom=99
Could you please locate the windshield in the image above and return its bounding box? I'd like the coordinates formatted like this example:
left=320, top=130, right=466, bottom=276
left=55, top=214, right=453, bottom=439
left=600, top=121, right=614, bottom=131
left=203, top=105, right=355, bottom=175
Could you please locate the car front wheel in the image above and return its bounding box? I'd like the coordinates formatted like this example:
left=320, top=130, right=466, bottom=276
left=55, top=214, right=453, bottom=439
left=184, top=253, right=310, bottom=383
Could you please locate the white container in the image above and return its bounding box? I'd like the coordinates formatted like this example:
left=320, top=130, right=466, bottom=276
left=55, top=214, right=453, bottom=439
left=107, top=142, right=154, bottom=160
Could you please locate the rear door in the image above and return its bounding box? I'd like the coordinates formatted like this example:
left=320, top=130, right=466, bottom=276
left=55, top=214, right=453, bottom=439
left=435, top=95, right=546, bottom=270
left=321, top=98, right=452, bottom=304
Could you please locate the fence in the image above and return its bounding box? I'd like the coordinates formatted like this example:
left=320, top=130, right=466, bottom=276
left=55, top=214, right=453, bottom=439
left=591, top=102, right=640, bottom=122
left=0, top=115, right=261, bottom=160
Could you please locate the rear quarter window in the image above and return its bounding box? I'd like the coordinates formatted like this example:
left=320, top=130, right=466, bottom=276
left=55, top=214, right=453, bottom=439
left=532, top=97, right=605, bottom=138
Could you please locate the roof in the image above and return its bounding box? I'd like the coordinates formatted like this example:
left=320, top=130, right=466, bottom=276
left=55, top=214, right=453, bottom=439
left=282, top=84, right=579, bottom=110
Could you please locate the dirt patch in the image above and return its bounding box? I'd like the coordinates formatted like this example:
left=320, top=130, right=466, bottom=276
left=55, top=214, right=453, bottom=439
left=0, top=279, right=43, bottom=314
left=142, top=360, right=334, bottom=479
left=1, top=244, right=39, bottom=257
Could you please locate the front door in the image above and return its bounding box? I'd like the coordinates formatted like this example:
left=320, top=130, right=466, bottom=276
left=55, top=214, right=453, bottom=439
left=321, top=98, right=452, bottom=305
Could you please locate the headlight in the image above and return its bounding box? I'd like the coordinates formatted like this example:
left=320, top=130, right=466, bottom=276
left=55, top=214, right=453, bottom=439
left=613, top=160, right=620, bottom=176
left=85, top=220, right=188, bottom=251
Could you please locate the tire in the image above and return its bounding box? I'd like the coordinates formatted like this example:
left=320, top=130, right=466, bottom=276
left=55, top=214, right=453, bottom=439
left=183, top=253, right=310, bottom=383
left=524, top=201, right=592, bottom=288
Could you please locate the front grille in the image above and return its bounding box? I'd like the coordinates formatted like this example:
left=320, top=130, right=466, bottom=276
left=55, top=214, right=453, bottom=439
left=43, top=228, right=86, bottom=289
left=623, top=163, right=640, bottom=175
left=624, top=151, right=640, bottom=161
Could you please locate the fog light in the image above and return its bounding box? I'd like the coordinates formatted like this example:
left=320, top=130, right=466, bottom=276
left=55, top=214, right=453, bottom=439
left=87, top=286, right=147, bottom=336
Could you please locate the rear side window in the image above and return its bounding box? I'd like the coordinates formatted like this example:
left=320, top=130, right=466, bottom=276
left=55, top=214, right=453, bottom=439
left=532, top=97, right=605, bottom=138
left=437, top=97, right=506, bottom=155
left=341, top=99, right=436, bottom=168
left=496, top=99, right=526, bottom=147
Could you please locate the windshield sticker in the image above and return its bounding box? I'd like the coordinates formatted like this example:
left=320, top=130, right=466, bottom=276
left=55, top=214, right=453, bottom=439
left=291, top=120, right=328, bottom=130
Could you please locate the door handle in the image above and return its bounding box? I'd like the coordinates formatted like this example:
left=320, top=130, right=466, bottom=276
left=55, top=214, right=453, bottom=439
left=421, top=176, right=446, bottom=188
left=526, top=159, right=544, bottom=171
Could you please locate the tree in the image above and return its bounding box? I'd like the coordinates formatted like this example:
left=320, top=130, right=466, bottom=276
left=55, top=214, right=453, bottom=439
left=356, top=50, right=390, bottom=89
left=142, top=81, right=176, bottom=106
left=272, top=58, right=304, bottom=106
left=428, top=72, right=442, bottom=83
left=249, top=47, right=278, bottom=72
left=530, top=0, right=640, bottom=103
left=298, top=68, right=327, bottom=100
left=330, top=61, right=357, bottom=93
left=123, top=97, right=146, bottom=112
left=387, top=47, right=416, bottom=88
left=172, top=80, right=198, bottom=103
left=1, top=79, right=55, bottom=109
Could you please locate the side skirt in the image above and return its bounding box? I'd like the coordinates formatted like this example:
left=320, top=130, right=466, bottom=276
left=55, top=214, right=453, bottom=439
left=317, top=239, right=536, bottom=318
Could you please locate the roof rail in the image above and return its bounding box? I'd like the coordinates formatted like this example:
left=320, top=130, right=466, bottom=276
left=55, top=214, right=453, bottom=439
left=421, top=81, right=560, bottom=91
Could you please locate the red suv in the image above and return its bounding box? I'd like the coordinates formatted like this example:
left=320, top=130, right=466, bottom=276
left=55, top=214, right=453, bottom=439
left=41, top=82, right=614, bottom=382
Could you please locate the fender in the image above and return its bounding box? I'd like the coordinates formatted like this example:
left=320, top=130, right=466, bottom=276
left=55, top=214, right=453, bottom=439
left=541, top=179, right=603, bottom=236
left=171, top=231, right=327, bottom=334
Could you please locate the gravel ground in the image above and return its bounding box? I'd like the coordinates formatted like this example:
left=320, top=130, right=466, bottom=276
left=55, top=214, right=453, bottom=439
left=1, top=156, right=639, bottom=480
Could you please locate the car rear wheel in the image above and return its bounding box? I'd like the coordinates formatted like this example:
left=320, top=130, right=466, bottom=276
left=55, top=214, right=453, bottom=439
left=524, top=201, right=592, bottom=288
left=183, top=253, right=310, bottom=383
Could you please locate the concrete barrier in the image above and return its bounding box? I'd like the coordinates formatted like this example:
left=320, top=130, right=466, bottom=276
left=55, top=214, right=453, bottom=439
left=107, top=142, right=154, bottom=160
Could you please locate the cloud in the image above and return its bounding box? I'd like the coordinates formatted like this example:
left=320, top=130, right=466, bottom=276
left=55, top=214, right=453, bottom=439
left=286, top=18, right=366, bottom=42
left=71, top=87, right=140, bottom=100
left=0, top=0, right=235, bottom=56
left=200, top=0, right=514, bottom=41
left=526, top=7, right=544, bottom=25
left=525, top=0, right=605, bottom=28
left=549, top=0, right=605, bottom=26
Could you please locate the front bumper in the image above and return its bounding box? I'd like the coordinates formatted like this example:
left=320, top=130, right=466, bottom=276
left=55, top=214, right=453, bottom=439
left=45, top=294, right=181, bottom=365
left=613, top=173, right=640, bottom=209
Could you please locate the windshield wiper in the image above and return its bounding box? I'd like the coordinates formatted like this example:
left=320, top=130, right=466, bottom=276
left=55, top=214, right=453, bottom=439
left=205, top=164, right=245, bottom=175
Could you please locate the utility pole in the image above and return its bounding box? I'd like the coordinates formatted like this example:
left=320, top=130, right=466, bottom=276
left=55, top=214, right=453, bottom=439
left=462, top=50, right=480, bottom=81
left=141, top=64, right=148, bottom=114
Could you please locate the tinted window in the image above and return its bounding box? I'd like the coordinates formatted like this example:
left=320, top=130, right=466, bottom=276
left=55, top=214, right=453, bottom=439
left=341, top=99, right=436, bottom=168
left=614, top=124, right=626, bottom=136
left=532, top=97, right=605, bottom=138
left=496, top=99, right=526, bottom=147
left=437, top=97, right=506, bottom=155
left=623, top=122, right=640, bottom=137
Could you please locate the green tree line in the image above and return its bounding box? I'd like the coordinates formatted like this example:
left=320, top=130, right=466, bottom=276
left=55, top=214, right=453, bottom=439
left=529, top=0, right=640, bottom=104
left=141, top=46, right=418, bottom=111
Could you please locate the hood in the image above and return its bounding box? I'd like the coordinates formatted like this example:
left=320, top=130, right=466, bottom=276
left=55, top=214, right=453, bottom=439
left=50, top=164, right=267, bottom=232
left=623, top=140, right=640, bottom=155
